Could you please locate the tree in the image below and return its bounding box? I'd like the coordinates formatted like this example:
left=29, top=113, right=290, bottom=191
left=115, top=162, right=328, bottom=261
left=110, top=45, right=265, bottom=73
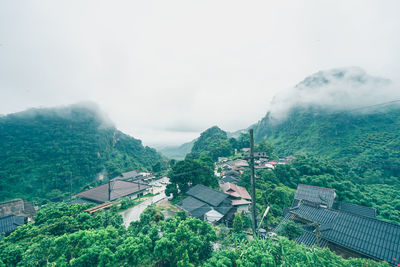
left=233, top=213, right=243, bottom=233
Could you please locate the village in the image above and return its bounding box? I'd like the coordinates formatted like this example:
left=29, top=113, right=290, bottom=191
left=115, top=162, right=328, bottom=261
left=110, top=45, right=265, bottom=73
left=1, top=148, right=399, bottom=266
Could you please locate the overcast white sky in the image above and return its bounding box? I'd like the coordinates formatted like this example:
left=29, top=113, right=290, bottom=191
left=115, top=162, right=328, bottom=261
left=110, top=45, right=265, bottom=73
left=1, top=1, right=400, bottom=146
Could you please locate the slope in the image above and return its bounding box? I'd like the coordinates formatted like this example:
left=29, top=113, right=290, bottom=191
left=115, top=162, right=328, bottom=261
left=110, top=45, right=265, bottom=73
left=0, top=104, right=164, bottom=202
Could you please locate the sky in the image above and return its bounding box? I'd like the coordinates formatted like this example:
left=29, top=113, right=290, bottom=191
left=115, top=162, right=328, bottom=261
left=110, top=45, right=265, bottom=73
left=1, top=1, right=400, bottom=146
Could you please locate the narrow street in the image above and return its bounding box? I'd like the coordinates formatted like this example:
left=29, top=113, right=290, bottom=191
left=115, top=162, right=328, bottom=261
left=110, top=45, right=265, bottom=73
left=120, top=192, right=166, bottom=228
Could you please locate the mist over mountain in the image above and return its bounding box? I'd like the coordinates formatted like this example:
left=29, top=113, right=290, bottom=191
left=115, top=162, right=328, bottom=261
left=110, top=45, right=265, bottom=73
left=267, top=67, right=399, bottom=122
left=0, top=104, right=164, bottom=202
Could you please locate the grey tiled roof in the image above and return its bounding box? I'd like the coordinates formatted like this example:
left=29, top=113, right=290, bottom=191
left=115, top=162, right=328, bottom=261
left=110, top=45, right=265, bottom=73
left=77, top=180, right=149, bottom=203
left=332, top=201, right=376, bottom=218
left=186, top=184, right=229, bottom=207
left=290, top=204, right=339, bottom=224
left=294, top=184, right=336, bottom=208
left=321, top=211, right=400, bottom=265
left=0, top=215, right=25, bottom=235
left=296, top=231, right=328, bottom=248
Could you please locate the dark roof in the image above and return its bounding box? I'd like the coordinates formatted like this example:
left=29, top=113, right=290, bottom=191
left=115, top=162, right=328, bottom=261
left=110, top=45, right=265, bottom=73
left=294, top=184, right=336, bottom=208
left=296, top=231, right=328, bottom=248
left=77, top=180, right=149, bottom=203
left=225, top=170, right=241, bottom=178
left=178, top=196, right=208, bottom=213
left=186, top=184, right=229, bottom=207
left=290, top=204, right=339, bottom=224
left=220, top=176, right=239, bottom=185
left=321, top=211, right=400, bottom=265
left=0, top=215, right=25, bottom=235
left=332, top=201, right=376, bottom=218
left=279, top=202, right=400, bottom=265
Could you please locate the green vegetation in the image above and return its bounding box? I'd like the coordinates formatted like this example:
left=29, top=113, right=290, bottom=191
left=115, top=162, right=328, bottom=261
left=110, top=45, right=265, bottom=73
left=0, top=203, right=389, bottom=266
left=189, top=126, right=233, bottom=160
left=254, top=105, right=400, bottom=185
left=0, top=105, right=164, bottom=203
left=168, top=155, right=217, bottom=193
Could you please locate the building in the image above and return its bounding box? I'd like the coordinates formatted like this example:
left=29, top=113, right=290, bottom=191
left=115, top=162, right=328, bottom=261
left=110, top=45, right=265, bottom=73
left=76, top=180, right=150, bottom=204
left=274, top=184, right=400, bottom=266
left=0, top=215, right=26, bottom=236
left=220, top=182, right=252, bottom=212
left=177, top=184, right=235, bottom=224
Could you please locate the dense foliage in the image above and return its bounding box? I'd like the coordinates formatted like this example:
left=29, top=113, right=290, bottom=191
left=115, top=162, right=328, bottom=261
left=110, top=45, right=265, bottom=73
left=0, top=203, right=389, bottom=266
left=189, top=126, right=234, bottom=160
left=0, top=105, right=164, bottom=203
left=167, top=155, right=217, bottom=194
left=253, top=105, right=400, bottom=186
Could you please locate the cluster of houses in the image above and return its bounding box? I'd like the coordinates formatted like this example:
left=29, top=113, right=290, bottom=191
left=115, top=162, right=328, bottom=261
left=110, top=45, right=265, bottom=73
left=217, top=148, right=294, bottom=173
left=177, top=163, right=252, bottom=225
left=0, top=199, right=36, bottom=237
left=274, top=184, right=400, bottom=266
left=74, top=170, right=169, bottom=205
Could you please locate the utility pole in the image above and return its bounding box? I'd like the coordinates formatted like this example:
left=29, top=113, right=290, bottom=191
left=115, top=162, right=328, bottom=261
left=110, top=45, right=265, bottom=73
left=249, top=129, right=257, bottom=237
left=107, top=169, right=111, bottom=202
left=70, top=173, right=72, bottom=200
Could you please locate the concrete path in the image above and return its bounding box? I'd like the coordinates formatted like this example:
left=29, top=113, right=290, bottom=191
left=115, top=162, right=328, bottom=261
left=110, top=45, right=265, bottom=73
left=120, top=192, right=166, bottom=228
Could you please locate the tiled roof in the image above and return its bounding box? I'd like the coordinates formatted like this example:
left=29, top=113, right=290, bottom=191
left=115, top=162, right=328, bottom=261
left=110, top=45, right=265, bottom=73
left=290, top=204, right=339, bottom=224
left=220, top=183, right=251, bottom=200
left=294, top=184, right=336, bottom=208
left=0, top=215, right=25, bottom=235
left=186, top=184, right=229, bottom=207
left=77, top=180, right=149, bottom=203
left=220, top=176, right=239, bottom=185
left=296, top=231, right=328, bottom=248
left=321, top=212, right=400, bottom=265
left=332, top=201, right=376, bottom=218
left=178, top=196, right=208, bottom=213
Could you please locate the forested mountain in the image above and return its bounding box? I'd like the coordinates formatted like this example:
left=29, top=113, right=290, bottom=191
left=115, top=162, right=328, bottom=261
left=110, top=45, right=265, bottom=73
left=251, top=68, right=400, bottom=184
left=0, top=104, right=164, bottom=203
left=254, top=105, right=400, bottom=182
left=157, top=139, right=195, bottom=160
left=189, top=126, right=233, bottom=160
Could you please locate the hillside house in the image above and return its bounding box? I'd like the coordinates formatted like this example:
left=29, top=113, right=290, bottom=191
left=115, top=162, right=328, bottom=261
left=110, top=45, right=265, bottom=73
left=274, top=184, right=400, bottom=266
left=220, top=182, right=251, bottom=212
left=76, top=180, right=150, bottom=204
left=177, top=184, right=235, bottom=224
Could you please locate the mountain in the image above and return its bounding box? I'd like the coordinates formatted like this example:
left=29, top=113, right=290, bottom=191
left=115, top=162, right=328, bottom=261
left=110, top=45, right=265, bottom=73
left=252, top=67, right=400, bottom=183
left=0, top=103, right=164, bottom=203
left=189, top=126, right=234, bottom=160
left=157, top=139, right=195, bottom=160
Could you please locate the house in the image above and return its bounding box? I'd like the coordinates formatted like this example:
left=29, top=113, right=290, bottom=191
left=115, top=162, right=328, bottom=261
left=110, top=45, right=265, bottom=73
left=0, top=199, right=36, bottom=219
left=0, top=215, right=26, bottom=236
left=177, top=184, right=235, bottom=224
left=220, top=182, right=252, bottom=212
left=220, top=176, right=239, bottom=185
left=274, top=184, right=400, bottom=266
left=76, top=180, right=150, bottom=204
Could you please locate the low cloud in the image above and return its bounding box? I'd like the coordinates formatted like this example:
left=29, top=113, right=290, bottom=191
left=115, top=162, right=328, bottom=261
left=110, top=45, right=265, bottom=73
left=267, top=67, right=400, bottom=121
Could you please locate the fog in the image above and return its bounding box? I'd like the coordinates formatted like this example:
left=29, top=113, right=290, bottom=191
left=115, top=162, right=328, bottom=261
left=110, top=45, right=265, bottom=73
left=1, top=1, right=400, bottom=146
left=268, top=67, right=400, bottom=121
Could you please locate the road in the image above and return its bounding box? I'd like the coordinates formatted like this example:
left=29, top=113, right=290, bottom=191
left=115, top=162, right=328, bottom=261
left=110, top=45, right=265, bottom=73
left=120, top=192, right=166, bottom=228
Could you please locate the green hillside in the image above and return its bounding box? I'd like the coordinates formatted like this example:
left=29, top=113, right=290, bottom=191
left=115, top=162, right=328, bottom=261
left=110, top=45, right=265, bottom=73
left=253, top=105, right=400, bottom=184
left=157, top=139, right=195, bottom=160
left=0, top=104, right=164, bottom=203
